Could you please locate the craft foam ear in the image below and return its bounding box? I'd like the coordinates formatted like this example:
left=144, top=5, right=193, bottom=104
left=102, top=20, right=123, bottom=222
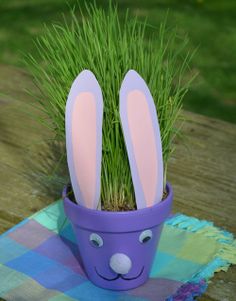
left=119, top=70, right=163, bottom=209
left=65, top=70, right=103, bottom=209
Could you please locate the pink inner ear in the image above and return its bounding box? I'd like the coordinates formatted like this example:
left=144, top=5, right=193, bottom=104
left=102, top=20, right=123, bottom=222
left=127, top=90, right=158, bottom=207
left=72, top=92, right=97, bottom=209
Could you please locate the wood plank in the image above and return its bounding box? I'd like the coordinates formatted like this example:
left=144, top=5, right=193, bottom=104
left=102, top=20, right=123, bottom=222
left=169, top=111, right=236, bottom=234
left=0, top=64, right=235, bottom=300
left=167, top=112, right=236, bottom=300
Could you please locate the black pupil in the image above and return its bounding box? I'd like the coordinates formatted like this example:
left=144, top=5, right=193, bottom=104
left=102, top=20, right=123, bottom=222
left=142, top=236, right=151, bottom=243
left=92, top=239, right=100, bottom=247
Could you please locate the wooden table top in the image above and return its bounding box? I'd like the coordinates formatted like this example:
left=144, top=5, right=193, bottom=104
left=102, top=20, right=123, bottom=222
left=0, top=64, right=235, bottom=300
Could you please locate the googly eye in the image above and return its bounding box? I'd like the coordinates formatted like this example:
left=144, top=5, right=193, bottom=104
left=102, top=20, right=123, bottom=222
left=89, top=233, right=103, bottom=247
left=139, top=229, right=152, bottom=244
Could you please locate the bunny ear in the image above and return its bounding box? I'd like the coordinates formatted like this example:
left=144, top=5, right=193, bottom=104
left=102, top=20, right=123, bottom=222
left=65, top=70, right=103, bottom=209
left=119, top=70, right=163, bottom=209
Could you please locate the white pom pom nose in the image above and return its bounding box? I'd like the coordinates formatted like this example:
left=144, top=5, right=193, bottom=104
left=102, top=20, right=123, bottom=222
left=109, top=253, right=132, bottom=275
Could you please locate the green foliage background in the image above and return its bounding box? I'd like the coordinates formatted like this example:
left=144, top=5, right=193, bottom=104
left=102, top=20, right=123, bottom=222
left=1, top=0, right=236, bottom=123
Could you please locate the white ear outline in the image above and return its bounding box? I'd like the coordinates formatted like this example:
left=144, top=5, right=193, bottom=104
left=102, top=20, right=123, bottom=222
left=119, top=70, right=163, bottom=208
left=65, top=70, right=103, bottom=209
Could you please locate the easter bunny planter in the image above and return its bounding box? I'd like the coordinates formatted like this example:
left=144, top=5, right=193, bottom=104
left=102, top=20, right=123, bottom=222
left=63, top=70, right=173, bottom=290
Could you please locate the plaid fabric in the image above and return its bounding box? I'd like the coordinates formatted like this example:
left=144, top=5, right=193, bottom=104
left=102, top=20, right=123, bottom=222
left=0, top=200, right=235, bottom=301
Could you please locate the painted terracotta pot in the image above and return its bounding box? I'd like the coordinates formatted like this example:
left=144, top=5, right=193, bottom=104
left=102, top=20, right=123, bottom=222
left=63, top=183, right=173, bottom=290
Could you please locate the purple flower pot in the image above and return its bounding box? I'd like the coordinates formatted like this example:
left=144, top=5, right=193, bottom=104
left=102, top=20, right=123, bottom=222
left=63, top=183, right=173, bottom=290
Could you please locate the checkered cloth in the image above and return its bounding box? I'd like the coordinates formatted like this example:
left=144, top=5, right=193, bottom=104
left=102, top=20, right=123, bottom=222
left=0, top=200, right=235, bottom=301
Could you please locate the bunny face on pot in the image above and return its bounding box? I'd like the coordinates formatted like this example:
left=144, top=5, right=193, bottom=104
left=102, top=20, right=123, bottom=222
left=64, top=69, right=172, bottom=290
left=63, top=182, right=172, bottom=290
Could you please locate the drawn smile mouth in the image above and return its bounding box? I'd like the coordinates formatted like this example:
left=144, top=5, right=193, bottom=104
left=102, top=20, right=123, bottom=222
left=95, top=266, right=144, bottom=281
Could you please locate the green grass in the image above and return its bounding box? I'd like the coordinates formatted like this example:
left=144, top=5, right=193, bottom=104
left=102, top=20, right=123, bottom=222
left=0, top=0, right=236, bottom=123
left=25, top=3, right=193, bottom=210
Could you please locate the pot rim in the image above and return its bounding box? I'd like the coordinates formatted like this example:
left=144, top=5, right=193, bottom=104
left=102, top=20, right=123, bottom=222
left=63, top=182, right=173, bottom=232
